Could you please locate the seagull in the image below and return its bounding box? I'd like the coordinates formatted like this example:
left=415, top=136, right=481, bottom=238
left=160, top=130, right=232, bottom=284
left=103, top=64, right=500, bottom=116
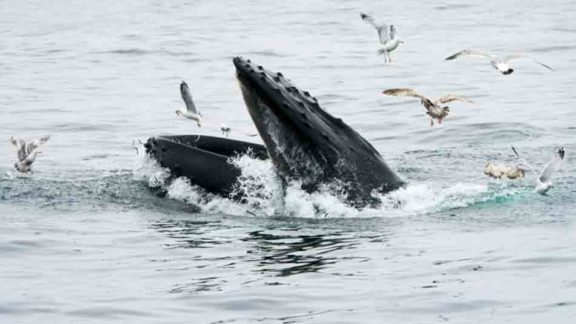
left=511, top=146, right=565, bottom=195
left=175, top=81, right=202, bottom=127
left=220, top=123, right=231, bottom=137
left=535, top=147, right=565, bottom=195
left=484, top=162, right=526, bottom=179
left=360, top=12, right=404, bottom=63
left=382, top=88, right=473, bottom=126
left=445, top=49, right=554, bottom=75
left=9, top=135, right=50, bottom=173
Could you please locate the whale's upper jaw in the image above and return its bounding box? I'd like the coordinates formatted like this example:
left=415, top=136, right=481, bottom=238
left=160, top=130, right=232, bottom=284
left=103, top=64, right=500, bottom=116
left=234, top=56, right=329, bottom=186
left=233, top=56, right=404, bottom=203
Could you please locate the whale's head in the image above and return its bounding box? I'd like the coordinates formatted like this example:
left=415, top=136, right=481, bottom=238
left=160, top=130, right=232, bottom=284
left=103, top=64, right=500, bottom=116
left=233, top=57, right=404, bottom=204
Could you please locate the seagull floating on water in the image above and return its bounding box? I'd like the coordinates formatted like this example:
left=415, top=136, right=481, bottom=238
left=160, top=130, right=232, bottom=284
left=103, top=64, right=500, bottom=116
left=382, top=88, right=473, bottom=126
left=484, top=146, right=534, bottom=180
left=360, top=12, right=404, bottom=63
left=175, top=81, right=202, bottom=127
left=220, top=124, right=231, bottom=137
left=445, top=49, right=554, bottom=75
left=484, top=162, right=527, bottom=180
left=9, top=135, right=50, bottom=173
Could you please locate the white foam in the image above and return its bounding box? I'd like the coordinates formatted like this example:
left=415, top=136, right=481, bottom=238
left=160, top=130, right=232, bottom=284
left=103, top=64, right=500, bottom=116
left=132, top=154, right=171, bottom=188
left=135, top=154, right=522, bottom=218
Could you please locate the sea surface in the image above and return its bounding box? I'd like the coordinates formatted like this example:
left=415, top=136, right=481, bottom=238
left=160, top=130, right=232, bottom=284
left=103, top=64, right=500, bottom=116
left=1, top=0, right=576, bottom=323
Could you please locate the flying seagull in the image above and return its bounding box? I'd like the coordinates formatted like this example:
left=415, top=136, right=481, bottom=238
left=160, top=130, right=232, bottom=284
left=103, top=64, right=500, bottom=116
left=360, top=12, right=404, bottom=63
left=9, top=135, right=50, bottom=173
left=445, top=49, right=554, bottom=75
left=535, top=147, right=565, bottom=195
left=511, top=146, right=565, bottom=195
left=382, top=88, right=473, bottom=126
left=175, top=81, right=202, bottom=127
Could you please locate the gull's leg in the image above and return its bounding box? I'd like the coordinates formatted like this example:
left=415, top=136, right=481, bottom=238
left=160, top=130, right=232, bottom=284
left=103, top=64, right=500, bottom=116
left=388, top=52, right=392, bottom=63
left=430, top=118, right=434, bottom=127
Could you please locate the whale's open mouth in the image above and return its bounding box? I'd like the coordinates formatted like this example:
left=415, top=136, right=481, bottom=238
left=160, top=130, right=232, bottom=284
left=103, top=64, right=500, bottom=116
left=233, top=57, right=404, bottom=202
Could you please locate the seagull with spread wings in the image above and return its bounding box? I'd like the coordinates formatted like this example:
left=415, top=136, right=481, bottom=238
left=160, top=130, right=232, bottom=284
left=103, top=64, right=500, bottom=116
left=511, top=146, right=565, bottom=195
left=382, top=88, right=473, bottom=126
left=360, top=12, right=404, bottom=63
left=534, top=148, right=565, bottom=195
left=445, top=49, right=554, bottom=75
left=174, top=81, right=257, bottom=137
left=9, top=135, right=50, bottom=173
left=175, top=81, right=203, bottom=127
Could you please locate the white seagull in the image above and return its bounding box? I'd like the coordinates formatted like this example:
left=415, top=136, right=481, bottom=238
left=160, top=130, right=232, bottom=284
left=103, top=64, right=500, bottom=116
left=9, top=135, right=50, bottom=173
left=445, top=49, right=554, bottom=75
left=512, top=146, right=565, bottom=195
left=535, top=147, right=565, bottom=195
left=175, top=81, right=202, bottom=127
left=382, top=88, right=473, bottom=126
left=360, top=12, right=404, bottom=63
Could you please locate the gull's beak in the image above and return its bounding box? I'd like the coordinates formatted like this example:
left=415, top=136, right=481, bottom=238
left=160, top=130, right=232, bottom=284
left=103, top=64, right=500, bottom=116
left=399, top=40, right=406, bottom=44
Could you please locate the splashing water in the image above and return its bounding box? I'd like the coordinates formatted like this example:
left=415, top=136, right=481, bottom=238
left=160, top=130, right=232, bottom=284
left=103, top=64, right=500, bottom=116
left=133, top=153, right=529, bottom=218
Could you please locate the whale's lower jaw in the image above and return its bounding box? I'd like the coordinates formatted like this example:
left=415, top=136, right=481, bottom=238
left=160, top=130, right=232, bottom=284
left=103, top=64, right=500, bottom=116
left=233, top=57, right=405, bottom=206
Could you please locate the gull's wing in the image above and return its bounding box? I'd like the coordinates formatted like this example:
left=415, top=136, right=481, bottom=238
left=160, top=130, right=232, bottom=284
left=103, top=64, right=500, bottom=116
left=22, top=151, right=40, bottom=166
left=389, top=25, right=397, bottom=40
left=11, top=138, right=28, bottom=162
left=445, top=49, right=494, bottom=61
left=383, top=88, right=428, bottom=100
left=502, top=53, right=524, bottom=62
left=437, top=94, right=474, bottom=104
left=511, top=146, right=535, bottom=171
left=534, top=60, right=554, bottom=71
left=25, top=135, right=50, bottom=155
left=360, top=13, right=389, bottom=44
left=180, top=81, right=199, bottom=114
left=503, top=53, right=554, bottom=71
left=539, top=148, right=565, bottom=183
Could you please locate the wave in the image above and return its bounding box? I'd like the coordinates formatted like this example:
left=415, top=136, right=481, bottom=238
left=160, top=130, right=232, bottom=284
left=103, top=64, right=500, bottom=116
left=133, top=154, right=527, bottom=219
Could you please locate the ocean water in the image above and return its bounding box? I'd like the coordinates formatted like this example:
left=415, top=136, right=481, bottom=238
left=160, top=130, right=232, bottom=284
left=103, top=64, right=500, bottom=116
left=2, top=0, right=576, bottom=323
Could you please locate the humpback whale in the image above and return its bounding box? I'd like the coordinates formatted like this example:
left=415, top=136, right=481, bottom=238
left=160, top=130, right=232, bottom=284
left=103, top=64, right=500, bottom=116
left=146, top=57, right=404, bottom=206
